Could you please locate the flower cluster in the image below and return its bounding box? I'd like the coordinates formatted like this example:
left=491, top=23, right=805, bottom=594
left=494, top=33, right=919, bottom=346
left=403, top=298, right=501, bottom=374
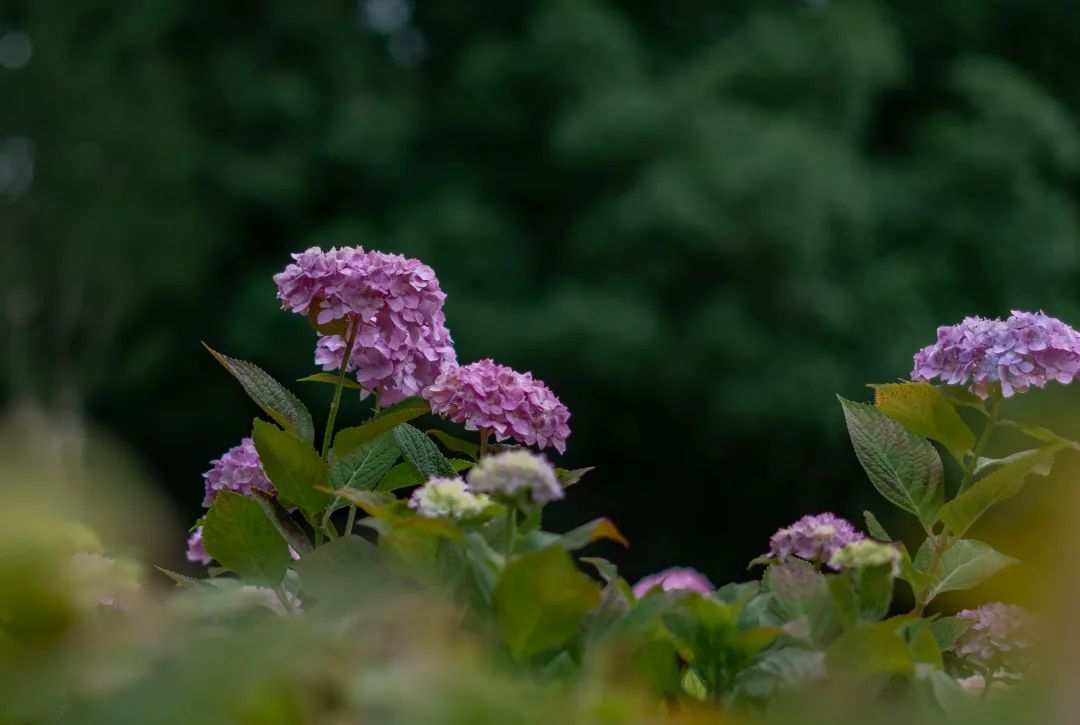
left=632, top=567, right=714, bottom=599
left=423, top=359, right=571, bottom=453
left=186, top=527, right=210, bottom=565
left=955, top=603, right=1036, bottom=666
left=767, top=513, right=864, bottom=567
left=828, top=539, right=900, bottom=575
left=408, top=477, right=491, bottom=520
left=467, top=449, right=563, bottom=504
left=276, top=246, right=457, bottom=406
left=911, top=310, right=1080, bottom=398
left=202, top=437, right=274, bottom=507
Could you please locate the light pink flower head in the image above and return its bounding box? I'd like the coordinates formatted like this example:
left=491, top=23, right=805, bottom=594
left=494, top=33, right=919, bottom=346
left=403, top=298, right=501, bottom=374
left=202, top=438, right=274, bottom=507
left=632, top=567, right=714, bottom=598
left=186, top=527, right=211, bottom=565
left=422, top=359, right=571, bottom=453
left=955, top=603, right=1036, bottom=666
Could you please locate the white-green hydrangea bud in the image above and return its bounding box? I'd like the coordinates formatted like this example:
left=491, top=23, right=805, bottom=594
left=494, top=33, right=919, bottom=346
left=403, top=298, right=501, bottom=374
left=828, top=539, right=901, bottom=575
left=408, top=476, right=491, bottom=519
left=466, top=449, right=563, bottom=504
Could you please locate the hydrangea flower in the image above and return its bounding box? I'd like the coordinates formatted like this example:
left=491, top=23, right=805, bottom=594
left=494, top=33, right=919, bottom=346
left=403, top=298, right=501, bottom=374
left=829, top=539, right=900, bottom=575
left=422, top=359, right=571, bottom=453
left=767, top=513, right=864, bottom=568
left=202, top=437, right=274, bottom=507
left=409, top=477, right=491, bottom=519
left=632, top=567, right=714, bottom=598
left=466, top=449, right=564, bottom=503
left=911, top=310, right=1080, bottom=398
left=954, top=603, right=1035, bottom=666
left=276, top=246, right=457, bottom=407
left=186, top=527, right=211, bottom=565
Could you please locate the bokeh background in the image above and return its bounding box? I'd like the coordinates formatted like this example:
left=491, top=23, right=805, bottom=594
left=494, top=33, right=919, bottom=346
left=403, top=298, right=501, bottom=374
left=4, top=0, right=1080, bottom=583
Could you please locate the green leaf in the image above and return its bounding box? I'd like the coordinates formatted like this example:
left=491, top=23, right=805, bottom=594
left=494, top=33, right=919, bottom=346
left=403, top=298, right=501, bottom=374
left=494, top=546, right=601, bottom=659
left=871, top=381, right=975, bottom=462
left=154, top=566, right=211, bottom=589
left=938, top=443, right=1065, bottom=537
left=863, top=510, right=892, bottom=541
left=375, top=458, right=472, bottom=492
left=974, top=449, right=1055, bottom=478
left=252, top=418, right=330, bottom=514
left=292, top=535, right=379, bottom=608
left=838, top=396, right=944, bottom=527
left=334, top=398, right=431, bottom=458
left=929, top=616, right=972, bottom=651
left=734, top=648, right=825, bottom=700
left=556, top=467, right=593, bottom=488
left=202, top=491, right=291, bottom=585
left=580, top=557, right=620, bottom=584
left=296, top=372, right=363, bottom=389
left=252, top=491, right=312, bottom=554
left=328, top=431, right=400, bottom=494
left=763, top=561, right=839, bottom=647
left=553, top=518, right=629, bottom=550
left=998, top=418, right=1080, bottom=448
left=916, top=539, right=1017, bottom=603
left=393, top=423, right=456, bottom=478
left=426, top=429, right=480, bottom=460
left=204, top=344, right=315, bottom=442
left=826, top=623, right=914, bottom=677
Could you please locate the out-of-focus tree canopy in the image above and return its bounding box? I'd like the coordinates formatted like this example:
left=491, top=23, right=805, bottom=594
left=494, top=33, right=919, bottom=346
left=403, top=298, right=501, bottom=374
left=3, top=0, right=1080, bottom=579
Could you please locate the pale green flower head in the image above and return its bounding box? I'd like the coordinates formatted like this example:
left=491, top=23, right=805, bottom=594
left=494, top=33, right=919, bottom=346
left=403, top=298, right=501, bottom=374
left=409, top=476, right=491, bottom=520
left=828, top=539, right=901, bottom=575
left=467, top=449, right=563, bottom=504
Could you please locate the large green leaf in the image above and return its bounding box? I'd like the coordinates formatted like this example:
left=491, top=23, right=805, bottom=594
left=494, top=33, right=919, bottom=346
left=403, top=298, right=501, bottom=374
left=252, top=418, right=330, bottom=514
left=914, top=538, right=1017, bottom=603
left=393, top=423, right=456, bottom=478
left=763, top=561, right=838, bottom=647
left=375, top=458, right=472, bottom=492
left=825, top=623, right=913, bottom=678
left=938, top=442, right=1065, bottom=537
left=202, top=491, right=291, bottom=585
left=204, top=344, right=314, bottom=442
left=292, top=535, right=379, bottom=608
left=328, top=431, right=400, bottom=493
left=494, top=546, right=601, bottom=659
left=871, top=381, right=974, bottom=462
left=426, top=429, right=480, bottom=460
left=333, top=397, right=431, bottom=458
left=839, top=397, right=944, bottom=527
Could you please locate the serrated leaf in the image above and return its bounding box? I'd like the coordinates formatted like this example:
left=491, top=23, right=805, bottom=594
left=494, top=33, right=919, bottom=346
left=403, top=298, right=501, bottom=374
left=763, top=561, right=839, bottom=647
left=296, top=372, right=363, bottom=389
left=252, top=418, right=330, bottom=514
left=154, top=566, right=211, bottom=589
left=871, top=381, right=975, bottom=462
left=333, top=397, right=431, bottom=458
left=974, top=449, right=1054, bottom=478
left=863, top=510, right=892, bottom=541
left=826, top=624, right=914, bottom=677
left=494, top=546, right=601, bottom=659
left=426, top=429, right=480, bottom=460
left=292, top=535, right=378, bottom=608
left=393, top=423, right=456, bottom=478
left=938, top=443, right=1065, bottom=537
left=252, top=491, right=312, bottom=554
left=557, top=467, right=593, bottom=488
left=839, top=396, right=944, bottom=527
left=202, top=491, right=291, bottom=585
left=328, top=431, right=400, bottom=493
left=204, top=344, right=314, bottom=442
left=929, top=616, right=972, bottom=651
left=917, top=539, right=1017, bottom=603
left=734, top=648, right=825, bottom=699
left=375, top=458, right=472, bottom=492
left=553, top=518, right=629, bottom=550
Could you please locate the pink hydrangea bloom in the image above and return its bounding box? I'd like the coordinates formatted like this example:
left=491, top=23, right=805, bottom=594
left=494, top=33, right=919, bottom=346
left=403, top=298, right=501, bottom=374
left=955, top=603, right=1035, bottom=666
left=276, top=246, right=457, bottom=407
left=202, top=438, right=274, bottom=507
left=912, top=310, right=1080, bottom=398
left=632, top=567, right=714, bottom=598
left=767, top=513, right=864, bottom=568
left=186, top=527, right=211, bottom=565
left=422, top=359, right=571, bottom=453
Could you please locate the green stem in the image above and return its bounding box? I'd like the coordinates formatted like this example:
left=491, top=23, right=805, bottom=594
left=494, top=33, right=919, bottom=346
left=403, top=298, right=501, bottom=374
left=503, top=507, right=516, bottom=559
left=344, top=505, right=358, bottom=536
left=320, top=319, right=360, bottom=462
left=958, top=391, right=1001, bottom=496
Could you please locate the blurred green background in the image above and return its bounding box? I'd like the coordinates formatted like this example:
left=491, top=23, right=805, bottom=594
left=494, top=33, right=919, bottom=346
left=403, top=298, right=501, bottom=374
left=3, top=0, right=1080, bottom=582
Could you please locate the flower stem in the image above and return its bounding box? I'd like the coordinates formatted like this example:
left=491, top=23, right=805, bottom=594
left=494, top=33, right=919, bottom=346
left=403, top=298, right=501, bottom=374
left=321, top=319, right=360, bottom=462
left=479, top=429, right=491, bottom=459
left=503, top=507, right=516, bottom=559
left=958, top=390, right=1001, bottom=496
left=345, top=504, right=358, bottom=536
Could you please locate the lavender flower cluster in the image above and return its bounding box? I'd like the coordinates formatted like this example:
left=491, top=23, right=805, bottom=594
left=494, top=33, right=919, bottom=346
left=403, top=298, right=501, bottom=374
left=955, top=602, right=1035, bottom=666
left=631, top=567, right=714, bottom=599
left=423, top=359, right=571, bottom=454
left=767, top=513, right=864, bottom=568
left=911, top=310, right=1080, bottom=398
left=276, top=247, right=457, bottom=407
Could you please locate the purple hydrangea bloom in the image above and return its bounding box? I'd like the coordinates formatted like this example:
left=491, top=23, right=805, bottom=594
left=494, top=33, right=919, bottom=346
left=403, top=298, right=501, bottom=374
left=632, top=567, right=714, bottom=598
left=767, top=513, right=864, bottom=568
left=278, top=246, right=457, bottom=407
left=202, top=438, right=274, bottom=507
left=186, top=527, right=211, bottom=565
left=911, top=310, right=1080, bottom=398
left=955, top=603, right=1035, bottom=666
left=422, top=359, right=571, bottom=453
